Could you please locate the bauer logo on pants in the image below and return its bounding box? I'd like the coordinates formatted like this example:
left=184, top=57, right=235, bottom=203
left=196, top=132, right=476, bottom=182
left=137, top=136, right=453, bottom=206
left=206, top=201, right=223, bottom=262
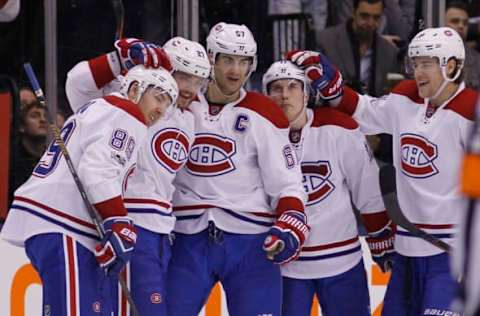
left=400, top=133, right=439, bottom=178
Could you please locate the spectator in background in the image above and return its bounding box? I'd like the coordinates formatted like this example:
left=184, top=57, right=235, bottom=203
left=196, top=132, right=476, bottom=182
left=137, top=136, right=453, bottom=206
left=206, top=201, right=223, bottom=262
left=317, top=0, right=397, bottom=163
left=445, top=1, right=480, bottom=91
left=317, top=0, right=399, bottom=97
left=19, top=86, right=36, bottom=105
left=9, top=101, right=47, bottom=203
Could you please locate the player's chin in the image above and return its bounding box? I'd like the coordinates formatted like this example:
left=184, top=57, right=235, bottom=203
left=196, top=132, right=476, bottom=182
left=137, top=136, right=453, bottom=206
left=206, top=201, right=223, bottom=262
left=177, top=96, right=192, bottom=109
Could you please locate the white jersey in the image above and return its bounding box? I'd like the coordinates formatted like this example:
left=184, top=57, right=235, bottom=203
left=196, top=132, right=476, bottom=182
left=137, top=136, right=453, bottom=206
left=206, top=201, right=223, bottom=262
left=337, top=80, right=477, bottom=256
left=1, top=94, right=147, bottom=251
left=172, top=90, right=306, bottom=234
left=64, top=54, right=195, bottom=235
left=280, top=107, right=386, bottom=279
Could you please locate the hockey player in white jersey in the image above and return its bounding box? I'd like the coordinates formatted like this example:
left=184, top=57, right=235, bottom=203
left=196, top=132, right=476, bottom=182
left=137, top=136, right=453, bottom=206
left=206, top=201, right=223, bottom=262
left=0, top=64, right=178, bottom=316
left=286, top=26, right=478, bottom=315
left=65, top=37, right=210, bottom=315
left=166, top=22, right=308, bottom=316
left=263, top=60, right=395, bottom=315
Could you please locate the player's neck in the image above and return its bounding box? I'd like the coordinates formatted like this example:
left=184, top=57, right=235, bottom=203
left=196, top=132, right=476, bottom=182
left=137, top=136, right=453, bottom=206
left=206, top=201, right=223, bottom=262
left=206, top=82, right=240, bottom=104
left=290, top=110, right=308, bottom=131
left=430, top=82, right=460, bottom=108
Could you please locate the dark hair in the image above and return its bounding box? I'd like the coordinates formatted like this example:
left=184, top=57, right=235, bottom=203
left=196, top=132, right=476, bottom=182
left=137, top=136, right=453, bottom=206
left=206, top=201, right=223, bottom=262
left=446, top=1, right=469, bottom=14
left=20, top=101, right=45, bottom=126
left=354, top=0, right=385, bottom=10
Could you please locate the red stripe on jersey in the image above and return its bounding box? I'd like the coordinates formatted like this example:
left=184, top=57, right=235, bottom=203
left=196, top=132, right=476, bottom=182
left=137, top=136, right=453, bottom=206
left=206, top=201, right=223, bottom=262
left=276, top=197, right=305, bottom=215
left=94, top=196, right=127, bottom=219
left=445, top=88, right=478, bottom=121
left=88, top=54, right=116, bottom=89
left=123, top=198, right=171, bottom=209
left=235, top=92, right=289, bottom=129
left=14, top=196, right=97, bottom=229
left=336, top=86, right=360, bottom=116
left=414, top=223, right=454, bottom=229
left=302, top=236, right=359, bottom=251
left=361, top=211, right=390, bottom=233
left=66, top=236, right=77, bottom=316
left=311, top=107, right=358, bottom=129
left=103, top=95, right=146, bottom=126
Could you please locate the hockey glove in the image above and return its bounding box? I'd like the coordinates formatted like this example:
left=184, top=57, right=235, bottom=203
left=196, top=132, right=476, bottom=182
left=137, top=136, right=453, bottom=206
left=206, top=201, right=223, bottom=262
left=285, top=50, right=344, bottom=102
left=95, top=216, right=137, bottom=276
left=114, top=38, right=173, bottom=72
left=263, top=210, right=310, bottom=264
left=366, top=221, right=396, bottom=273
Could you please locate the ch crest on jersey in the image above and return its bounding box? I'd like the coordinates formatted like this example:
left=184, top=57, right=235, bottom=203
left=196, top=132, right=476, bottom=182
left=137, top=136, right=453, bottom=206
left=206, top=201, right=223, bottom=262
left=186, top=133, right=236, bottom=177
left=301, top=161, right=335, bottom=205
left=151, top=128, right=190, bottom=174
left=400, top=133, right=439, bottom=178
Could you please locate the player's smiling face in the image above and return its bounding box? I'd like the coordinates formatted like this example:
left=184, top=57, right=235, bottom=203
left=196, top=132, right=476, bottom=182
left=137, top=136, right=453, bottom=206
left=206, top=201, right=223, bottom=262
left=412, top=57, right=443, bottom=99
left=172, top=71, right=206, bottom=109
left=268, top=78, right=305, bottom=122
left=136, top=86, right=172, bottom=126
left=213, top=53, right=252, bottom=95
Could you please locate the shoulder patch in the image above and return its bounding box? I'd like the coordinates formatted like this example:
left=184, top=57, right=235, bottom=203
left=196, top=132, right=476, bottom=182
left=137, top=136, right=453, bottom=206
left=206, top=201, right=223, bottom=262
left=311, top=107, right=358, bottom=129
left=391, top=80, right=423, bottom=104
left=445, top=88, right=478, bottom=121
left=235, top=91, right=289, bottom=128
left=103, top=95, right=146, bottom=126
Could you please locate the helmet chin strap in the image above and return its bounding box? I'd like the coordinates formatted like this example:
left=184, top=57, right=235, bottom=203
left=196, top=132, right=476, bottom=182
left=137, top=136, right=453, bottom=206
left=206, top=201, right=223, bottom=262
left=426, top=65, right=461, bottom=105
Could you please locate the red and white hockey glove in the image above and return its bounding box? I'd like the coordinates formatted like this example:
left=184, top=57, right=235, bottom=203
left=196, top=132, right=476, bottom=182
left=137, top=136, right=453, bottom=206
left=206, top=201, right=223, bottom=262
left=285, top=50, right=344, bottom=102
left=366, top=221, right=396, bottom=272
left=114, top=38, right=173, bottom=72
left=263, top=210, right=310, bottom=264
left=95, top=216, right=137, bottom=276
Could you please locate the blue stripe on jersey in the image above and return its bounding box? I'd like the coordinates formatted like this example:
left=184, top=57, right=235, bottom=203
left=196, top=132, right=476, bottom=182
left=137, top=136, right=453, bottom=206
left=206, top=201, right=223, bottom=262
left=176, top=214, right=204, bottom=221
left=11, top=204, right=100, bottom=241
left=397, top=230, right=453, bottom=239
left=127, top=208, right=172, bottom=217
left=220, top=208, right=273, bottom=227
left=297, top=245, right=362, bottom=261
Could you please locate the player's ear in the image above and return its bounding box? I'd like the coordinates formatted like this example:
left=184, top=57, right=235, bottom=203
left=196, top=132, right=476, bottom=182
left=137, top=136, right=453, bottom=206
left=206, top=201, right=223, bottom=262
left=446, top=59, right=457, bottom=78
left=127, top=81, right=140, bottom=103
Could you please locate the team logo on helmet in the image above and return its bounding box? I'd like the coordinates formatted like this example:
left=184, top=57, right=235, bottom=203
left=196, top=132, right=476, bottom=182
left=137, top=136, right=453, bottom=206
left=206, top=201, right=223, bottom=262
left=151, top=128, right=190, bottom=174
left=150, top=293, right=162, bottom=304
left=301, top=161, right=335, bottom=206
left=186, top=133, right=236, bottom=176
left=400, top=133, right=439, bottom=178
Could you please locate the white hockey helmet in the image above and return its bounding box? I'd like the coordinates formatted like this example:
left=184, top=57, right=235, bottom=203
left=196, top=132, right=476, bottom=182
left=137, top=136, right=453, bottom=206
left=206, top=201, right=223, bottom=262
left=262, top=60, right=308, bottom=95
left=121, top=65, right=178, bottom=105
left=163, top=37, right=211, bottom=79
left=206, top=22, right=258, bottom=73
left=408, top=27, right=465, bottom=80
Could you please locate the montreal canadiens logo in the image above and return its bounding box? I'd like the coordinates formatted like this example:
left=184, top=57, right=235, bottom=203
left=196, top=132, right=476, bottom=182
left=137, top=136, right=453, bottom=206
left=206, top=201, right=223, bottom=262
left=151, top=128, right=190, bottom=174
left=400, top=133, right=439, bottom=178
left=301, top=161, right=335, bottom=206
left=186, top=133, right=236, bottom=176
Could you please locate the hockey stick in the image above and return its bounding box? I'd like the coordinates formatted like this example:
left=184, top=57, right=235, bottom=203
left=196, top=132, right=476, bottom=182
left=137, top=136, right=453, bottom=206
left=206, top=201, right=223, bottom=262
left=110, top=0, right=125, bottom=40
left=379, top=164, right=451, bottom=252
left=23, top=63, right=140, bottom=316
